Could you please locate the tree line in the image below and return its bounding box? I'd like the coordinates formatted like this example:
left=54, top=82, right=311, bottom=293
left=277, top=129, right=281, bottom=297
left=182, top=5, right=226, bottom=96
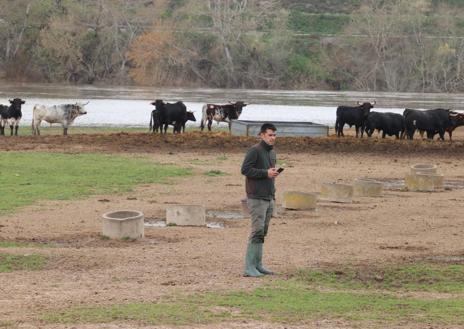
left=1, top=0, right=464, bottom=93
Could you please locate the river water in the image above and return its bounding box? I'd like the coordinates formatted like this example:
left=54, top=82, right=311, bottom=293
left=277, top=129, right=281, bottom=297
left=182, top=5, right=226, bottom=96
left=1, top=83, right=464, bottom=128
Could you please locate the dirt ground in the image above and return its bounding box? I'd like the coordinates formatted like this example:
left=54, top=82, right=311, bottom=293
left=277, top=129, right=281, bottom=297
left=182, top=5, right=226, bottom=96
left=1, top=129, right=464, bottom=329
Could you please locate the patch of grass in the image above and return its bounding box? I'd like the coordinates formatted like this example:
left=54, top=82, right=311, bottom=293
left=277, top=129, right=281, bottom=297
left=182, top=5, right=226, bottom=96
left=28, top=126, right=148, bottom=135
left=0, top=253, right=47, bottom=272
left=190, top=158, right=209, bottom=165
left=0, top=320, right=15, bottom=328
left=295, top=263, right=464, bottom=293
left=288, top=11, right=350, bottom=34
left=43, top=267, right=464, bottom=326
left=216, top=154, right=228, bottom=161
left=0, top=152, right=190, bottom=213
left=204, top=170, right=227, bottom=177
left=0, top=241, right=55, bottom=248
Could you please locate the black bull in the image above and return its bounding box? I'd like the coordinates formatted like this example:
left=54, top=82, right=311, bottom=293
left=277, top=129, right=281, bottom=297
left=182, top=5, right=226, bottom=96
left=335, top=102, right=375, bottom=137
left=403, top=108, right=463, bottom=140
left=150, top=100, right=195, bottom=133
left=365, top=112, right=405, bottom=139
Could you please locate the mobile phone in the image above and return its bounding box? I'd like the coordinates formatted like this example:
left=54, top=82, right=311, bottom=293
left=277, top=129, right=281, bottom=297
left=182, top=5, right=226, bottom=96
left=277, top=167, right=284, bottom=173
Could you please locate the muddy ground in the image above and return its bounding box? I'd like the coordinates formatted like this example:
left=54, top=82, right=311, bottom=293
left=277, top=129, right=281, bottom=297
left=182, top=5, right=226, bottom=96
left=1, top=129, right=464, bottom=329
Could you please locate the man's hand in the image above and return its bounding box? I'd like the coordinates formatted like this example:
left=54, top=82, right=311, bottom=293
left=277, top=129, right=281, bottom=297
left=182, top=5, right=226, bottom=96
left=267, top=168, right=279, bottom=178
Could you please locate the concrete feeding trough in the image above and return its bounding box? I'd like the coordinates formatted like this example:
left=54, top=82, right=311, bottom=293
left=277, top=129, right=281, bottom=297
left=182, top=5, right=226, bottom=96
left=231, top=120, right=329, bottom=137
left=320, top=183, right=353, bottom=203
left=102, top=210, right=144, bottom=239
left=353, top=179, right=383, bottom=197
left=405, top=173, right=444, bottom=192
left=282, top=191, right=318, bottom=210
left=410, top=163, right=437, bottom=175
left=405, top=163, right=443, bottom=192
left=166, top=205, right=206, bottom=226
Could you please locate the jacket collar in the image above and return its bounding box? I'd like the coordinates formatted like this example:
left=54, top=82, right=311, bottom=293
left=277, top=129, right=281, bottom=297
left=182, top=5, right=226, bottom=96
left=260, top=139, right=273, bottom=151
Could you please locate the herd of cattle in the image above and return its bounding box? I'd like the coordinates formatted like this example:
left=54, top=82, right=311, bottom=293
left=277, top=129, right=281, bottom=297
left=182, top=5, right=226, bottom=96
left=336, top=102, right=464, bottom=140
left=148, top=100, right=248, bottom=133
left=1, top=97, right=464, bottom=140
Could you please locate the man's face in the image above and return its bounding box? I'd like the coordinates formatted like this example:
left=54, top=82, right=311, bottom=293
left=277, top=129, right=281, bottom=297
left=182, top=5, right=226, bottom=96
left=261, top=129, right=277, bottom=146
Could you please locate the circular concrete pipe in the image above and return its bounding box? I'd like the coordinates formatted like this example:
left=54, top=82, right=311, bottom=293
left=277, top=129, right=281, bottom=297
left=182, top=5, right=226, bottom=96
left=353, top=179, right=383, bottom=197
left=320, top=183, right=353, bottom=203
left=410, top=163, right=437, bottom=175
left=102, top=210, right=144, bottom=239
left=282, top=191, right=318, bottom=210
left=166, top=204, right=206, bottom=226
left=405, top=173, right=444, bottom=192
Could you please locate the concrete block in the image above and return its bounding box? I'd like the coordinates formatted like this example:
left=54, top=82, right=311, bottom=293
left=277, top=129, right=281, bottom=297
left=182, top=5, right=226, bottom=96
left=405, top=173, right=444, bottom=192
left=102, top=210, right=144, bottom=239
left=410, top=163, right=437, bottom=175
left=282, top=191, right=317, bottom=210
left=320, top=183, right=353, bottom=203
left=166, top=205, right=206, bottom=226
left=353, top=179, right=383, bottom=197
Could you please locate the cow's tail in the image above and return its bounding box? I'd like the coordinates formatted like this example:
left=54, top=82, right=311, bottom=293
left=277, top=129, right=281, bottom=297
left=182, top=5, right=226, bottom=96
left=200, top=104, right=207, bottom=131
left=149, top=112, right=153, bottom=132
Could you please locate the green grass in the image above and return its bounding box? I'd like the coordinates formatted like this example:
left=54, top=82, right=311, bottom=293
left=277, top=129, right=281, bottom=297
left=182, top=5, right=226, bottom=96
left=0, top=152, right=190, bottom=213
left=288, top=11, right=350, bottom=34
left=0, top=253, right=47, bottom=272
left=204, top=170, right=227, bottom=177
left=0, top=320, right=15, bottom=328
left=29, top=125, right=213, bottom=135
left=0, top=241, right=55, bottom=248
left=296, top=263, right=464, bottom=293
left=27, top=126, right=148, bottom=135
left=43, top=263, right=464, bottom=326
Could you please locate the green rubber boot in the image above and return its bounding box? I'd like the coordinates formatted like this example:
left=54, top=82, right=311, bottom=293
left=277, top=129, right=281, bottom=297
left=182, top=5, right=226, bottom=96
left=256, top=243, right=274, bottom=275
left=244, top=242, right=264, bottom=277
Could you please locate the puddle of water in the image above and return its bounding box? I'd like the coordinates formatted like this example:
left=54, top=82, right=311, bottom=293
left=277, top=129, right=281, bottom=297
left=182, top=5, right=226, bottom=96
left=144, top=221, right=167, bottom=228
left=207, top=210, right=245, bottom=220
left=206, top=222, right=225, bottom=229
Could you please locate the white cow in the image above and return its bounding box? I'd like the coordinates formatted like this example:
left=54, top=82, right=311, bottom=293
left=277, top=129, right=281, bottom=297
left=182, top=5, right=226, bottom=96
left=32, top=102, right=88, bottom=136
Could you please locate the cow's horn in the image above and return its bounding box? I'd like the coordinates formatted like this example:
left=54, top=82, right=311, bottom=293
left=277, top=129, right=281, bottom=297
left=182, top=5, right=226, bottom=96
left=372, top=100, right=376, bottom=105
left=357, top=101, right=361, bottom=105
left=83, top=101, right=89, bottom=106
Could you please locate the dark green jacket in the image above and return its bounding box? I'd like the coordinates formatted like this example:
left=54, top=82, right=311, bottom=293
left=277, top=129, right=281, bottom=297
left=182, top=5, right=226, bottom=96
left=241, top=140, right=276, bottom=200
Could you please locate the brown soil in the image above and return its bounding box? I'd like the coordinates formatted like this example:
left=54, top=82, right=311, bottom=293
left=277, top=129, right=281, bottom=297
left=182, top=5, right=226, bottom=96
left=1, top=129, right=464, bottom=329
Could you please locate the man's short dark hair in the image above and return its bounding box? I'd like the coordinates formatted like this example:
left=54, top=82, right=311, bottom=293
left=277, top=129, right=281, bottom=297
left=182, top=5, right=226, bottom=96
left=260, top=123, right=277, bottom=134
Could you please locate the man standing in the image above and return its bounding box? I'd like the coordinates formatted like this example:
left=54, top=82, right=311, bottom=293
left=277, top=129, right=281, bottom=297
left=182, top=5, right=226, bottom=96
left=241, top=123, right=280, bottom=277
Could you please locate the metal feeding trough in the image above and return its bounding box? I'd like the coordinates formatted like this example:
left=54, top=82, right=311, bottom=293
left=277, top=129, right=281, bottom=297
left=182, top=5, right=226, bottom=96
left=102, top=210, right=144, bottom=239
left=282, top=191, right=318, bottom=210
left=231, top=120, right=329, bottom=137
left=320, top=183, right=353, bottom=203
left=406, top=163, right=443, bottom=192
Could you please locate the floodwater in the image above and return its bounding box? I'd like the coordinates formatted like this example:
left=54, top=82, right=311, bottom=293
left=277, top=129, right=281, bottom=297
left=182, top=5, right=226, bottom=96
left=1, top=83, right=464, bottom=128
